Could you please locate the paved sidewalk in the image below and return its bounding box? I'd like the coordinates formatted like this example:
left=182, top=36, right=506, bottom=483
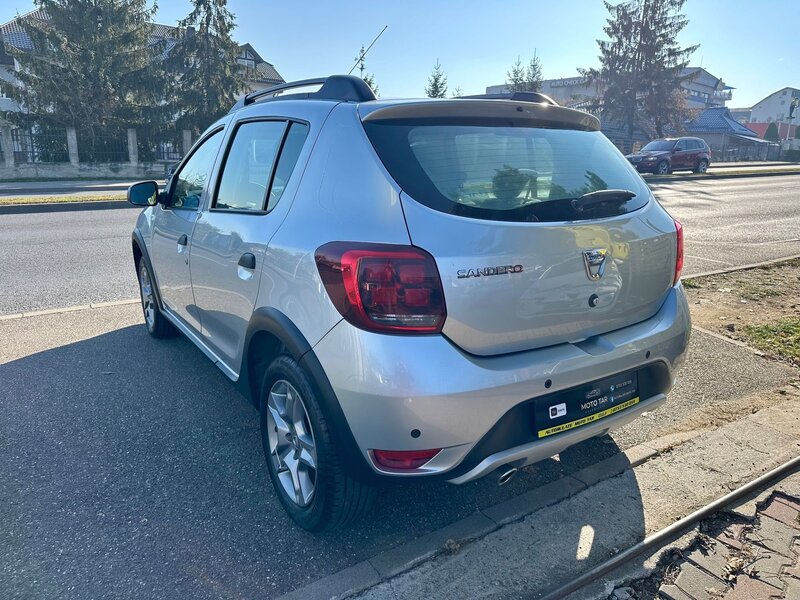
left=338, top=391, right=800, bottom=600
left=657, top=484, right=800, bottom=600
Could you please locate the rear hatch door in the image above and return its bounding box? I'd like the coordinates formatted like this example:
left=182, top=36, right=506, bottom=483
left=362, top=101, right=678, bottom=356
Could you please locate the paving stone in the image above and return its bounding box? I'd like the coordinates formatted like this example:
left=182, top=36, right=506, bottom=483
left=658, top=584, right=694, bottom=600
left=715, top=523, right=750, bottom=552
left=687, top=543, right=731, bottom=580
left=785, top=578, right=800, bottom=600
left=761, top=496, right=800, bottom=529
left=748, top=512, right=799, bottom=557
left=774, top=494, right=800, bottom=516
left=722, top=576, right=782, bottom=600
left=674, top=563, right=726, bottom=600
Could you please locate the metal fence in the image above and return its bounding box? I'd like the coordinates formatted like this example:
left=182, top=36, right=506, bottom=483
left=138, top=132, right=183, bottom=163
left=11, top=128, right=70, bottom=163
left=709, top=143, right=780, bottom=162
left=77, top=130, right=129, bottom=163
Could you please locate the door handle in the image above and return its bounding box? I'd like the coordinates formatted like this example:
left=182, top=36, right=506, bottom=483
left=177, top=234, right=188, bottom=246
left=238, top=253, right=256, bottom=270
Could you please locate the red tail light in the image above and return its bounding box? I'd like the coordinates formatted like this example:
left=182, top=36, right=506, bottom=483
left=673, top=219, right=684, bottom=285
left=315, top=242, right=446, bottom=333
left=373, top=448, right=442, bottom=470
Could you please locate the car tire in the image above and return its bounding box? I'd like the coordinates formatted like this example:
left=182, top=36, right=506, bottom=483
left=655, top=160, right=670, bottom=175
left=260, top=354, right=376, bottom=531
left=137, top=258, right=176, bottom=338
left=694, top=159, right=708, bottom=174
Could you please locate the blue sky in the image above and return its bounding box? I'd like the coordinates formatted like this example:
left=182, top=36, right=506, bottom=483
left=3, top=1, right=798, bottom=107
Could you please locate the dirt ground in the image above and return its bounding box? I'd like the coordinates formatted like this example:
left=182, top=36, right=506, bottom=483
left=684, top=259, right=800, bottom=367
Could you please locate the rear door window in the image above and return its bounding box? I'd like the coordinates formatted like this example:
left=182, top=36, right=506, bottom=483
left=214, top=121, right=287, bottom=211
left=364, top=119, right=649, bottom=222
left=267, top=122, right=309, bottom=211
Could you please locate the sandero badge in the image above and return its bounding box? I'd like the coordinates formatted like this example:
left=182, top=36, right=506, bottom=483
left=457, top=264, right=524, bottom=279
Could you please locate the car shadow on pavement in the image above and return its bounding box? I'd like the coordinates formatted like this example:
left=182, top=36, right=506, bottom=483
left=0, top=324, right=645, bottom=599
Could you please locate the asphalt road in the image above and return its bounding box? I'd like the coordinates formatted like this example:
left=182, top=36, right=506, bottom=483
left=1, top=174, right=799, bottom=315
left=1, top=304, right=796, bottom=599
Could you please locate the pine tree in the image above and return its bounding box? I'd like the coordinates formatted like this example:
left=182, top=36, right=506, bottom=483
left=425, top=60, right=448, bottom=98
left=764, top=122, right=780, bottom=142
left=525, top=54, right=543, bottom=92
left=582, top=0, right=698, bottom=140
left=506, top=57, right=527, bottom=93
left=362, top=72, right=379, bottom=96
left=355, top=45, right=378, bottom=96
left=451, top=86, right=463, bottom=98
left=3, top=1, right=167, bottom=159
left=506, top=54, right=543, bottom=92
left=167, top=0, right=244, bottom=134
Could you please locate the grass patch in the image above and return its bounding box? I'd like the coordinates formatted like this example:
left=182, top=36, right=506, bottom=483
left=742, top=318, right=800, bottom=363
left=0, top=193, right=126, bottom=205
left=682, top=278, right=702, bottom=289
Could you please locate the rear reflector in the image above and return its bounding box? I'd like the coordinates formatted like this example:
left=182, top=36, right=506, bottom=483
left=373, top=448, right=442, bottom=470
left=315, top=242, right=446, bottom=333
left=673, top=219, right=684, bottom=285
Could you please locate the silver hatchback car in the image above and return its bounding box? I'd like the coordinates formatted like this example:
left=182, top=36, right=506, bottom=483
left=128, top=75, right=690, bottom=531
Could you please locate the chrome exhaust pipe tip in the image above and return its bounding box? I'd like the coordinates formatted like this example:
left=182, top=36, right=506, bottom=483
left=496, top=467, right=518, bottom=486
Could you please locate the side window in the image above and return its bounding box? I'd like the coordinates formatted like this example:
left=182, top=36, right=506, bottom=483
left=215, top=121, right=287, bottom=211
left=674, top=140, right=686, bottom=151
left=268, top=122, right=310, bottom=211
left=171, top=130, right=223, bottom=210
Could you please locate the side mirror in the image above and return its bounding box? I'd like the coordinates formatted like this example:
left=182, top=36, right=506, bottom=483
left=128, top=181, right=159, bottom=206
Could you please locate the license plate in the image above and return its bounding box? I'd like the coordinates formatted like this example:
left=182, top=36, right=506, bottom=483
left=534, top=371, right=639, bottom=439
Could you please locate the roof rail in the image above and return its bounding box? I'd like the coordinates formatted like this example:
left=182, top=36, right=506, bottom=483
left=461, top=91, right=560, bottom=106
left=229, top=74, right=376, bottom=112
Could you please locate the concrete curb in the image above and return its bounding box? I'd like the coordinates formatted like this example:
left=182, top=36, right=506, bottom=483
left=684, top=254, right=800, bottom=280
left=0, top=199, right=135, bottom=215
left=276, top=439, right=678, bottom=600
left=0, top=199, right=134, bottom=215
left=0, top=298, right=139, bottom=321
left=644, top=168, right=800, bottom=183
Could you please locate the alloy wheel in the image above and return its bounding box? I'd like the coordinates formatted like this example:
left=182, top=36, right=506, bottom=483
left=657, top=161, right=669, bottom=175
left=698, top=160, right=708, bottom=173
left=139, top=265, right=156, bottom=330
left=266, top=379, right=318, bottom=507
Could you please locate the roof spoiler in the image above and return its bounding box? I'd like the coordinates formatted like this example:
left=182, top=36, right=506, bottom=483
left=461, top=92, right=559, bottom=106
left=229, top=74, right=376, bottom=112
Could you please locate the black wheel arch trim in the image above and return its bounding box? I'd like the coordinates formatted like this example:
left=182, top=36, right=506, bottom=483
left=240, top=307, right=378, bottom=482
left=131, top=230, right=165, bottom=310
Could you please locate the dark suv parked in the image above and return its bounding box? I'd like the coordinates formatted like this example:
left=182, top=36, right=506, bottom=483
left=626, top=137, right=711, bottom=175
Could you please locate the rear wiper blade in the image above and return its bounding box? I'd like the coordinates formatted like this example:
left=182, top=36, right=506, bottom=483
left=571, top=189, right=637, bottom=212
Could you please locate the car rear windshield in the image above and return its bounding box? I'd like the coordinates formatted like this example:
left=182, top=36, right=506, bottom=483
left=642, top=140, right=675, bottom=151
left=363, top=118, right=649, bottom=222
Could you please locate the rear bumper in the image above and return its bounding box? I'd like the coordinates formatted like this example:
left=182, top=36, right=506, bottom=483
left=312, top=284, right=690, bottom=481
left=448, top=392, right=666, bottom=484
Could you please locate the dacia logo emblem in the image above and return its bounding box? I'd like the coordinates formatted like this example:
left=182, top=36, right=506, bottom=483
left=583, top=249, right=608, bottom=280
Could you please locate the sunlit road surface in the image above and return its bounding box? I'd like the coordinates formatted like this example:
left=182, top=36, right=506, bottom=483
left=1, top=174, right=799, bottom=316
left=650, top=174, right=800, bottom=276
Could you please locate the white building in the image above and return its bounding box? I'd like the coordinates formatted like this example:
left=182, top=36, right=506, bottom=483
left=749, top=87, right=800, bottom=124
left=486, top=76, right=600, bottom=106
left=486, top=67, right=732, bottom=109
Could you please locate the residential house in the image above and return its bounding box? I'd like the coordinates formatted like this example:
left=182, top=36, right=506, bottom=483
left=684, top=107, right=772, bottom=161
left=0, top=9, right=285, bottom=115
left=749, top=87, right=800, bottom=124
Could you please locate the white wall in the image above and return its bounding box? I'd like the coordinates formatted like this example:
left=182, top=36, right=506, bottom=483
left=750, top=88, right=800, bottom=123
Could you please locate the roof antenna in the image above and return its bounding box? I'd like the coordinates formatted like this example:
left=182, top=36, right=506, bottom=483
left=348, top=25, right=388, bottom=75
